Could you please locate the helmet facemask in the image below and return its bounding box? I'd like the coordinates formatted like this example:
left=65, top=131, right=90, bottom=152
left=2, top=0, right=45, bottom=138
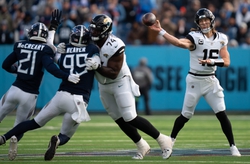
left=89, top=14, right=113, bottom=41
left=27, top=23, right=48, bottom=42
left=69, top=25, right=90, bottom=47
left=89, top=24, right=103, bottom=41
left=198, top=18, right=212, bottom=33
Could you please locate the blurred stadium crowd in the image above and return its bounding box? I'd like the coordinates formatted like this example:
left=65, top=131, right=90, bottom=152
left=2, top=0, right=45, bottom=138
left=0, top=0, right=250, bottom=47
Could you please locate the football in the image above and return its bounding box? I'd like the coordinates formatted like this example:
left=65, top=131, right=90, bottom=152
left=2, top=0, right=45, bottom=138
left=142, top=12, right=156, bottom=26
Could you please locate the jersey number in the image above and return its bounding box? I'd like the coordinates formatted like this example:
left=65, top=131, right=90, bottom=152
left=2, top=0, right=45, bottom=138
left=202, top=49, right=219, bottom=66
left=63, top=53, right=88, bottom=76
left=18, top=49, right=37, bottom=75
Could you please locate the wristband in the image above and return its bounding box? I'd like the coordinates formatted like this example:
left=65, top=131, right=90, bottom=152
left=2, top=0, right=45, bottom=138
left=210, top=59, right=215, bottom=65
left=214, top=59, right=224, bottom=67
left=159, top=29, right=166, bottom=36
left=209, top=59, right=224, bottom=67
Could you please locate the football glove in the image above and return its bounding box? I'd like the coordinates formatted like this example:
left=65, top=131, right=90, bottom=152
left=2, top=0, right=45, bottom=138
left=68, top=74, right=80, bottom=84
left=85, top=55, right=101, bottom=70
left=57, top=42, right=66, bottom=54
left=49, top=9, right=62, bottom=31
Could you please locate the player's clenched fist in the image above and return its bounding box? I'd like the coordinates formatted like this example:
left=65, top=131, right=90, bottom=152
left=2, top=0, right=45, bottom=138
left=56, top=42, right=66, bottom=54
left=68, top=74, right=80, bottom=84
left=85, top=55, right=101, bottom=70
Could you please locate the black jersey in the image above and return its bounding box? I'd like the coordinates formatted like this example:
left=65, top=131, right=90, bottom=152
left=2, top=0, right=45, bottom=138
left=2, top=40, right=69, bottom=94
left=57, top=43, right=100, bottom=103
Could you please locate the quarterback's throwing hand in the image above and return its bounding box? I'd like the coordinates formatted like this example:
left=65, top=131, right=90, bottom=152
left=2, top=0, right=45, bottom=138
left=68, top=74, right=80, bottom=84
left=85, top=55, right=101, bottom=70
left=57, top=42, right=66, bottom=54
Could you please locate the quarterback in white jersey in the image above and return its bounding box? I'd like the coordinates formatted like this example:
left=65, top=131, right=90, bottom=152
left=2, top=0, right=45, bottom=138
left=87, top=14, right=173, bottom=160
left=148, top=8, right=241, bottom=156
left=188, top=31, right=228, bottom=75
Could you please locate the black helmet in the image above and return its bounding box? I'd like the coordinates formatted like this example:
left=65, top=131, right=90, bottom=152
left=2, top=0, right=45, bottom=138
left=27, top=22, right=48, bottom=42
left=69, top=25, right=90, bottom=47
left=89, top=14, right=112, bottom=41
left=194, top=8, right=215, bottom=33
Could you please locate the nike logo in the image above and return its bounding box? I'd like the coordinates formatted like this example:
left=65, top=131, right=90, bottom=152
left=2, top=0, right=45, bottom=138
left=118, top=84, right=123, bottom=88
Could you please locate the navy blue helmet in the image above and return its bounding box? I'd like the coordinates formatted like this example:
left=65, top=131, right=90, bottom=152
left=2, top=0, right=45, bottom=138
left=69, top=25, right=90, bottom=47
left=27, top=22, right=48, bottom=42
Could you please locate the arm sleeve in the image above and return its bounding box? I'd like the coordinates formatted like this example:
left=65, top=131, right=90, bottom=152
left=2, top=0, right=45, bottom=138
left=47, top=30, right=56, bottom=45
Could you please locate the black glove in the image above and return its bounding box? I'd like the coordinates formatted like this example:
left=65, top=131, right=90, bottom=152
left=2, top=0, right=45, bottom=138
left=49, top=9, right=62, bottom=31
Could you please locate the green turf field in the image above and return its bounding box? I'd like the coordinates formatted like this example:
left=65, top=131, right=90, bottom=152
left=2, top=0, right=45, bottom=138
left=0, top=114, right=249, bottom=163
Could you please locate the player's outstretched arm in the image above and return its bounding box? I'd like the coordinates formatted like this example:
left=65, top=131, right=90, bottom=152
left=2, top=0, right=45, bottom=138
left=148, top=20, right=193, bottom=50
left=47, top=9, right=62, bottom=48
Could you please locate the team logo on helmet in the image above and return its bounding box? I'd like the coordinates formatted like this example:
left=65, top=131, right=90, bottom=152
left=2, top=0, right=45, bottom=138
left=90, top=14, right=113, bottom=41
left=104, top=17, right=112, bottom=24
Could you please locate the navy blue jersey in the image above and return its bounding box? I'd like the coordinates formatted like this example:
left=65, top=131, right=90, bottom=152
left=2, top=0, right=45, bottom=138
left=2, top=40, right=69, bottom=94
left=57, top=43, right=100, bottom=103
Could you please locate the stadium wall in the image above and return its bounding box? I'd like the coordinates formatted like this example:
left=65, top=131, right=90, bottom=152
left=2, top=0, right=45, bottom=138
left=1, top=45, right=249, bottom=112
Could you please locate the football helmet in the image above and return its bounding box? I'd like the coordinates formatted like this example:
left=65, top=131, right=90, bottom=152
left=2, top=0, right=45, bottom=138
left=27, top=22, right=48, bottom=42
left=89, top=14, right=113, bottom=41
left=69, top=25, right=90, bottom=47
left=194, top=8, right=215, bottom=33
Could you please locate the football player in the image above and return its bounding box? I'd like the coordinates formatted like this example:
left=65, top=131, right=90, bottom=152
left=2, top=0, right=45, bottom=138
left=86, top=14, right=172, bottom=160
left=0, top=24, right=100, bottom=161
left=0, top=9, right=80, bottom=160
left=147, top=8, right=241, bottom=156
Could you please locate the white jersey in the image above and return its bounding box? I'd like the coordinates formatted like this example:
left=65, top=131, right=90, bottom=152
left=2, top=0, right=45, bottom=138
left=95, top=34, right=132, bottom=84
left=187, top=31, right=228, bottom=74
left=96, top=34, right=139, bottom=121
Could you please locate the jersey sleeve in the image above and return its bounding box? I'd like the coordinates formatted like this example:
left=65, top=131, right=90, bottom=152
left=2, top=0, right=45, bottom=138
left=112, top=37, right=125, bottom=57
left=2, top=42, right=19, bottom=73
left=219, top=33, right=228, bottom=47
left=2, top=52, right=18, bottom=73
left=87, top=44, right=100, bottom=58
left=113, top=46, right=125, bottom=56
left=186, top=32, right=195, bottom=44
left=42, top=48, right=69, bottom=80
